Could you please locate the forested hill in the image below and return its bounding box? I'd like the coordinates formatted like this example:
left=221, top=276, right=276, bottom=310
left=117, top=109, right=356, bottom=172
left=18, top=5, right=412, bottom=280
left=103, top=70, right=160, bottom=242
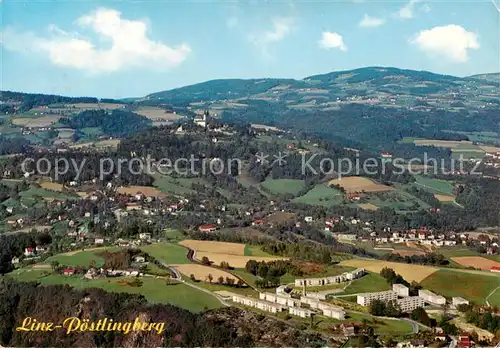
left=0, top=278, right=328, bottom=348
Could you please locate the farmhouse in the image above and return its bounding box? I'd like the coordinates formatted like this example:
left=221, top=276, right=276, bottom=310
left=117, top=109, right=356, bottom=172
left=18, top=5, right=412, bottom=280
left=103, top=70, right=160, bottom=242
left=198, top=224, right=217, bottom=233
left=357, top=290, right=398, bottom=306
left=396, top=296, right=425, bottom=312
left=288, top=307, right=314, bottom=318
left=491, top=266, right=500, bottom=273
left=63, top=267, right=76, bottom=276
left=418, top=290, right=446, bottom=305
left=24, top=248, right=35, bottom=257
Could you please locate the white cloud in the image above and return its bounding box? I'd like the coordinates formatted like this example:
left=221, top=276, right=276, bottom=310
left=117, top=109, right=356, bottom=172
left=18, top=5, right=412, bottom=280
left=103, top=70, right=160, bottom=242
left=359, top=14, right=386, bottom=28
left=318, top=32, right=347, bottom=51
left=226, top=17, right=239, bottom=28
left=397, top=0, right=421, bottom=19
left=410, top=25, right=480, bottom=63
left=0, top=8, right=191, bottom=74
left=249, top=17, right=294, bottom=57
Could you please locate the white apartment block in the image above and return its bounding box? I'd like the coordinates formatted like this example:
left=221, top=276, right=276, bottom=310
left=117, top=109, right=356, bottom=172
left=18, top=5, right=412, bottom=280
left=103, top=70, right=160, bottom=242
left=295, top=268, right=365, bottom=287
left=289, top=307, right=314, bottom=318
left=304, top=292, right=328, bottom=300
left=393, top=283, right=410, bottom=297
left=300, top=296, right=322, bottom=309
left=397, top=296, right=425, bottom=312
left=418, top=290, right=446, bottom=305
left=357, top=290, right=398, bottom=306
left=321, top=304, right=346, bottom=319
left=232, top=295, right=286, bottom=313
left=259, top=292, right=301, bottom=307
left=452, top=297, right=469, bottom=307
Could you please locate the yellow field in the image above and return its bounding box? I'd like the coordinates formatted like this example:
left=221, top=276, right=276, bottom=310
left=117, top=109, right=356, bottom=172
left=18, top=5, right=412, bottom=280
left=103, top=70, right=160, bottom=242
left=413, top=140, right=472, bottom=148
left=12, top=116, right=60, bottom=127
left=70, top=103, right=124, bottom=110
left=357, top=203, right=379, bottom=211
left=179, top=240, right=245, bottom=255
left=70, top=139, right=121, bottom=149
left=434, top=194, right=456, bottom=202
left=172, top=264, right=238, bottom=283
left=179, top=240, right=287, bottom=268
left=135, top=107, right=183, bottom=121
left=117, top=186, right=167, bottom=198
left=452, top=256, right=500, bottom=270
left=340, top=259, right=438, bottom=283
left=329, top=177, right=394, bottom=193
left=40, top=182, right=65, bottom=191
left=195, top=252, right=286, bottom=268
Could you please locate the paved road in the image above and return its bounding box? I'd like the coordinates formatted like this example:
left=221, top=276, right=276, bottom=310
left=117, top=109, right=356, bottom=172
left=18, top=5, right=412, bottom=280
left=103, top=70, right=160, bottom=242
left=401, top=318, right=420, bottom=334
left=486, top=284, right=500, bottom=306
left=155, top=259, right=230, bottom=307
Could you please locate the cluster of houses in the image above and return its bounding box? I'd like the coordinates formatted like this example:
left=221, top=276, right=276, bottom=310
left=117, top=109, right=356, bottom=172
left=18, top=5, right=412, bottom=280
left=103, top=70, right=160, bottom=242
left=294, top=268, right=365, bottom=287
left=356, top=283, right=469, bottom=312
left=230, top=287, right=346, bottom=319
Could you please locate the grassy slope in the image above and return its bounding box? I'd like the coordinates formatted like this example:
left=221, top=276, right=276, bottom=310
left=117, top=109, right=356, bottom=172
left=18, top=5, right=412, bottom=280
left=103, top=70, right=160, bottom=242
left=414, top=175, right=454, bottom=196
left=341, top=272, right=391, bottom=295
left=420, top=269, right=500, bottom=305
left=8, top=270, right=222, bottom=312
left=292, top=183, right=344, bottom=206
left=260, top=179, right=305, bottom=196
left=140, top=243, right=191, bottom=264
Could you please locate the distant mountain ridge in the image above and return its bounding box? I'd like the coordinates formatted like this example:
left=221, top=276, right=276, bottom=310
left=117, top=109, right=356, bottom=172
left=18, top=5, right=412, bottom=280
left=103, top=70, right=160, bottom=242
left=146, top=67, right=498, bottom=105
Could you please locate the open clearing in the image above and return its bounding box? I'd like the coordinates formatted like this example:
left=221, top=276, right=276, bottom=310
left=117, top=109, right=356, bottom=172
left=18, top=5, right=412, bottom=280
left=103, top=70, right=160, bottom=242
left=452, top=256, right=500, bottom=270
left=260, top=179, right=305, bottom=196
left=392, top=250, right=426, bottom=257
left=40, top=182, right=65, bottom=192
left=70, top=139, right=121, bottom=149
left=179, top=240, right=246, bottom=255
left=173, top=264, right=238, bottom=283
left=12, top=116, right=60, bottom=127
left=70, top=102, right=125, bottom=110
left=413, top=139, right=473, bottom=148
left=292, top=183, right=344, bottom=206
left=340, top=259, right=438, bottom=283
left=329, top=177, right=394, bottom=193
left=135, top=107, right=183, bottom=121
left=357, top=203, right=379, bottom=211
left=117, top=185, right=168, bottom=198
left=434, top=194, right=456, bottom=202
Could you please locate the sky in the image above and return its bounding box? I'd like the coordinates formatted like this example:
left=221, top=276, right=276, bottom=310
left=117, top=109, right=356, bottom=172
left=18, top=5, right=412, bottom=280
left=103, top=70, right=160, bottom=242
left=0, top=0, right=499, bottom=98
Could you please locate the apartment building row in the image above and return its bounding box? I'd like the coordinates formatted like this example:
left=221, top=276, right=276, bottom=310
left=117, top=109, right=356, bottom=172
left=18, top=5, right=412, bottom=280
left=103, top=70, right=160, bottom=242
left=294, top=268, right=365, bottom=287
left=300, top=295, right=346, bottom=319
left=232, top=294, right=287, bottom=314
left=357, top=284, right=426, bottom=313
left=418, top=290, right=446, bottom=305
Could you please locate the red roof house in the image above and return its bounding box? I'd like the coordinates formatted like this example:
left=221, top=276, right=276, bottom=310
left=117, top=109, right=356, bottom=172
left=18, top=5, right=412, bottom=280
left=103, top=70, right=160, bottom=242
left=199, top=224, right=217, bottom=233
left=491, top=266, right=500, bottom=273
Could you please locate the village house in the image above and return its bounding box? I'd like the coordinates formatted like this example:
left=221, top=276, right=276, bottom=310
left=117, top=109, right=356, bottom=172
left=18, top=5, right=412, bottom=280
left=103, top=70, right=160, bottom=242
left=24, top=248, right=35, bottom=257
left=11, top=257, right=20, bottom=265
left=94, top=237, right=105, bottom=244
left=63, top=267, right=76, bottom=276
left=139, top=233, right=151, bottom=241
left=198, top=224, right=217, bottom=233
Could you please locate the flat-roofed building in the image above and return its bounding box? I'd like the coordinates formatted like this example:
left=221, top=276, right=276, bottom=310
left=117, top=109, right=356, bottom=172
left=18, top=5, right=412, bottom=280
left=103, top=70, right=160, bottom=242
left=418, top=290, right=446, bottom=306
left=232, top=295, right=287, bottom=313
left=289, top=307, right=314, bottom=318
left=393, top=283, right=410, bottom=297
left=452, top=297, right=469, bottom=307
left=357, top=290, right=398, bottom=306
left=260, top=292, right=301, bottom=307
left=321, top=304, right=346, bottom=319
left=295, top=268, right=365, bottom=287
left=397, top=296, right=425, bottom=312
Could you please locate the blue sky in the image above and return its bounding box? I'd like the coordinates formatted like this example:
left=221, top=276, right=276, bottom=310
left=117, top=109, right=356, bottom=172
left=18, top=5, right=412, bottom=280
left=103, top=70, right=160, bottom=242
left=1, top=0, right=498, bottom=98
